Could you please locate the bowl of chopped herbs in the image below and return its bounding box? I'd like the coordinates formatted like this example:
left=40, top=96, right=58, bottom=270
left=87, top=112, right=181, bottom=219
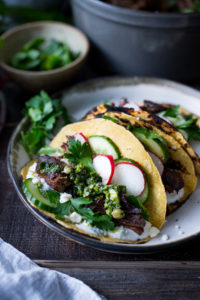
left=0, top=21, right=89, bottom=92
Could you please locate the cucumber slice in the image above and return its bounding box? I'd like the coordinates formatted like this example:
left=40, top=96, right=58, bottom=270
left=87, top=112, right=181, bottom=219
left=23, top=178, right=59, bottom=212
left=115, top=158, right=149, bottom=203
left=137, top=179, right=149, bottom=203
left=88, top=135, right=120, bottom=160
left=115, top=158, right=139, bottom=167
left=131, top=128, right=169, bottom=163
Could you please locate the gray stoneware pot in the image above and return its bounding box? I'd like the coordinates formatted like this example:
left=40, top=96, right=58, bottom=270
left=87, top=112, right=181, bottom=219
left=71, top=0, right=200, bottom=81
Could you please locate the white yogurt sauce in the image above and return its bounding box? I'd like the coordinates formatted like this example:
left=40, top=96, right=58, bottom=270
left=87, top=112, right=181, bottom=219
left=77, top=220, right=159, bottom=242
left=167, top=188, right=184, bottom=204
left=26, top=162, right=50, bottom=190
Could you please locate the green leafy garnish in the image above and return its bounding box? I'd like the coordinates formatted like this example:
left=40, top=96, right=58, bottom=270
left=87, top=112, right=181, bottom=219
left=176, top=118, right=200, bottom=141
left=103, top=116, right=119, bottom=124
left=54, top=201, right=71, bottom=219
left=127, top=195, right=148, bottom=220
left=40, top=162, right=63, bottom=174
left=21, top=90, right=71, bottom=159
left=10, top=38, right=80, bottom=71
left=64, top=139, right=94, bottom=171
left=163, top=105, right=180, bottom=118
left=38, top=146, right=63, bottom=156
left=55, top=196, right=115, bottom=230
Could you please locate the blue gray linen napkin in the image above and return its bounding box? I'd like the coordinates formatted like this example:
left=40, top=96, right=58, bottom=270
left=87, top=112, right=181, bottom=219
left=0, top=238, right=104, bottom=300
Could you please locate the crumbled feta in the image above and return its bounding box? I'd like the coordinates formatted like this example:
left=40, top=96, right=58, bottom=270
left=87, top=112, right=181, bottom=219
left=171, top=145, right=177, bottom=150
left=70, top=212, right=82, bottom=223
left=32, top=178, right=40, bottom=184
left=178, top=230, right=185, bottom=235
left=60, top=192, right=72, bottom=203
left=175, top=225, right=181, bottom=230
left=63, top=165, right=72, bottom=174
left=166, top=188, right=184, bottom=204
left=26, top=162, right=37, bottom=179
left=161, top=234, right=169, bottom=241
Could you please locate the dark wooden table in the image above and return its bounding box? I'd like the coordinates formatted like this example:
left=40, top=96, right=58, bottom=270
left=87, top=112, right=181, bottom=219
left=1, top=66, right=200, bottom=299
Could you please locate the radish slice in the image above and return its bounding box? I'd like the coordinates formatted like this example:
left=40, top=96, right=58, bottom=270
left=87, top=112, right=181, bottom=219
left=111, top=162, right=145, bottom=196
left=148, top=151, right=164, bottom=176
left=122, top=102, right=141, bottom=111
left=119, top=98, right=141, bottom=111
left=157, top=114, right=173, bottom=125
left=93, top=155, right=115, bottom=185
left=74, top=133, right=89, bottom=145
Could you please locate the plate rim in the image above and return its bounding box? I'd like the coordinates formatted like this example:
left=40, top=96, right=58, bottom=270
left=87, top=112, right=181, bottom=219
left=7, top=76, right=200, bottom=254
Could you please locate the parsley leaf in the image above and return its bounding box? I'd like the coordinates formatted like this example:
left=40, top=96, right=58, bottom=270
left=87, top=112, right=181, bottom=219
left=10, top=37, right=80, bottom=71
left=70, top=197, right=115, bottom=231
left=163, top=105, right=180, bottom=118
left=54, top=201, right=71, bottom=219
left=64, top=139, right=94, bottom=171
left=176, top=117, right=200, bottom=141
left=20, top=90, right=71, bottom=159
left=127, top=195, right=149, bottom=221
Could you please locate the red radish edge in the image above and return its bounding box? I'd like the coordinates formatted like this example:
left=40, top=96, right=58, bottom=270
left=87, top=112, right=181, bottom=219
left=158, top=115, right=173, bottom=125
left=121, top=101, right=141, bottom=111
left=93, top=154, right=115, bottom=185
left=148, top=151, right=164, bottom=176
left=74, top=133, right=89, bottom=145
left=114, top=162, right=145, bottom=196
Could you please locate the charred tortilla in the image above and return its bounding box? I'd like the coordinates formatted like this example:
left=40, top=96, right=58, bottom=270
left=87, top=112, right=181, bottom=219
left=141, top=100, right=200, bottom=174
left=22, top=119, right=167, bottom=244
left=84, top=105, right=197, bottom=214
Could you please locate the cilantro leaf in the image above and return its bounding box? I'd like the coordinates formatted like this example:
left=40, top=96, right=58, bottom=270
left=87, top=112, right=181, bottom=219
left=176, top=117, right=200, bottom=141
left=64, top=139, right=94, bottom=171
left=127, top=195, right=149, bottom=221
left=20, top=90, right=71, bottom=158
left=91, top=214, right=115, bottom=231
left=54, top=201, right=71, bottom=219
left=163, top=105, right=180, bottom=118
left=70, top=197, right=115, bottom=231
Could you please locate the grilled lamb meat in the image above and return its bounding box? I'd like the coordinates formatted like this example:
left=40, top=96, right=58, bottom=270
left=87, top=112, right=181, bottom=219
left=36, top=155, right=71, bottom=192
left=115, top=195, right=145, bottom=235
left=162, top=168, right=184, bottom=193
left=142, top=100, right=167, bottom=114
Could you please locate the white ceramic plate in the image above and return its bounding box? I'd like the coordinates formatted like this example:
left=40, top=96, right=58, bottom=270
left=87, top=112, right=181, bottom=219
left=8, top=77, right=200, bottom=253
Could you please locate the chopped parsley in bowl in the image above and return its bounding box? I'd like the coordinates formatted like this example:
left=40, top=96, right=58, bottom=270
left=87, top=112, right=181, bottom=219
left=10, top=37, right=80, bottom=71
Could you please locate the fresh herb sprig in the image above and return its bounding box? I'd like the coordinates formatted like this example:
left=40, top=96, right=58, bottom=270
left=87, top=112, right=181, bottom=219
left=55, top=196, right=115, bottom=230
left=162, top=105, right=200, bottom=141
left=10, top=38, right=80, bottom=71
left=21, top=90, right=71, bottom=159
left=64, top=138, right=94, bottom=171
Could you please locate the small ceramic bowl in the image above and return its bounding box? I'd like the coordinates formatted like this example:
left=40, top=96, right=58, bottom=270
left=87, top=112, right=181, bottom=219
left=0, top=21, right=89, bottom=92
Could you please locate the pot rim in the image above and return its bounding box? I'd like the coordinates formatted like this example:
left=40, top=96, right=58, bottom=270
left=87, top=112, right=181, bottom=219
left=72, top=0, right=200, bottom=28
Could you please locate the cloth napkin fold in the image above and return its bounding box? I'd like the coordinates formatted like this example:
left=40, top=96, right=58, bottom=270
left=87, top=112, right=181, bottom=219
left=0, top=238, right=104, bottom=300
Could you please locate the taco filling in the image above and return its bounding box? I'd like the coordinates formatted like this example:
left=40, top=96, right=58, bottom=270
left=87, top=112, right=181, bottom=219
left=84, top=104, right=197, bottom=213
left=22, top=119, right=167, bottom=243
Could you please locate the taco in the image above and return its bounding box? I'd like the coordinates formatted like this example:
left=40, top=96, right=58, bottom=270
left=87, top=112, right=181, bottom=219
left=21, top=118, right=166, bottom=244
left=140, top=100, right=200, bottom=174
left=84, top=104, right=198, bottom=214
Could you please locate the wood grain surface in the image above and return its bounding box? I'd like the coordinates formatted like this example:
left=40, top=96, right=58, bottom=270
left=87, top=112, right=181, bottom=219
left=34, top=261, right=200, bottom=299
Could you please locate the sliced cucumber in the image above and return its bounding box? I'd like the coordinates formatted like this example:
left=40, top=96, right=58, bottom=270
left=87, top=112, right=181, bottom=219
left=115, top=158, right=139, bottom=167
left=23, top=178, right=59, bottom=212
left=131, top=127, right=169, bottom=163
left=137, top=179, right=149, bottom=203
left=88, top=135, right=120, bottom=160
